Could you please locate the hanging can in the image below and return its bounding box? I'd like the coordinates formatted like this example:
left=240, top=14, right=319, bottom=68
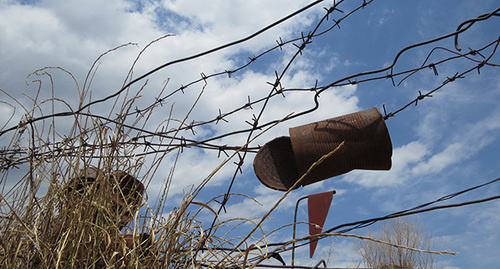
left=253, top=107, right=393, bottom=191
left=65, top=168, right=145, bottom=229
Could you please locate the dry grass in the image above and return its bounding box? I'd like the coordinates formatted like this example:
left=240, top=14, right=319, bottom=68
left=0, top=46, right=284, bottom=267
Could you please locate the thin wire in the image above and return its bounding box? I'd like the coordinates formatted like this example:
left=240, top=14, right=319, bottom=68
left=249, top=177, right=500, bottom=264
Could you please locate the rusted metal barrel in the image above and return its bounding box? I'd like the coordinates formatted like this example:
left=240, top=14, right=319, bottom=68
left=66, top=168, right=145, bottom=229
left=254, top=107, right=392, bottom=191
left=109, top=170, right=145, bottom=228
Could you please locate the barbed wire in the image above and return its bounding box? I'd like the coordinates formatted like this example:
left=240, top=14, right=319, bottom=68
left=0, top=2, right=496, bottom=178
left=1, top=3, right=497, bottom=163
left=0, top=1, right=499, bottom=267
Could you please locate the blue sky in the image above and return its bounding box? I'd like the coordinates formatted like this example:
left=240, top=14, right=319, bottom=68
left=1, top=0, right=499, bottom=268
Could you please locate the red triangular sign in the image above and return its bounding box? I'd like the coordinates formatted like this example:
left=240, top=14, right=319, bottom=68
left=308, top=190, right=334, bottom=258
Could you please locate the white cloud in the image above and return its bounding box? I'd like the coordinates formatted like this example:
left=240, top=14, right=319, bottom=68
left=411, top=143, right=462, bottom=175
left=412, top=104, right=500, bottom=177
left=161, top=0, right=317, bottom=49
left=0, top=0, right=338, bottom=199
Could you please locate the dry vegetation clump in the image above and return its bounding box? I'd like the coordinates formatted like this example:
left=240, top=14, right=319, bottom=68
left=354, top=219, right=436, bottom=269
left=0, top=53, right=275, bottom=267
left=0, top=165, right=206, bottom=267
left=0, top=48, right=228, bottom=267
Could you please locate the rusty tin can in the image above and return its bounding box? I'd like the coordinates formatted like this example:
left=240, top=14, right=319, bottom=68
left=254, top=107, right=392, bottom=191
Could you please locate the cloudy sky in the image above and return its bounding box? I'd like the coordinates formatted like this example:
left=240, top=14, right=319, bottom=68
left=1, top=0, right=499, bottom=268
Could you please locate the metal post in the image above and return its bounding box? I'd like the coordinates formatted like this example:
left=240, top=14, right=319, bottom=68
left=292, top=195, right=309, bottom=268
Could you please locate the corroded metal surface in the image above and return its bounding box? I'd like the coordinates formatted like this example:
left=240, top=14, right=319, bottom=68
left=66, top=168, right=145, bottom=229
left=253, top=136, right=300, bottom=191
left=289, top=107, right=392, bottom=186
